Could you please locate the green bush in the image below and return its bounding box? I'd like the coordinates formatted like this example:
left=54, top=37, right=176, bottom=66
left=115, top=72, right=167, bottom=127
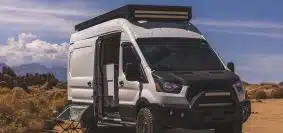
left=251, top=90, right=267, bottom=99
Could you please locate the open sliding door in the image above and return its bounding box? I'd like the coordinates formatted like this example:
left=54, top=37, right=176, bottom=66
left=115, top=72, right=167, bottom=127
left=93, top=32, right=121, bottom=120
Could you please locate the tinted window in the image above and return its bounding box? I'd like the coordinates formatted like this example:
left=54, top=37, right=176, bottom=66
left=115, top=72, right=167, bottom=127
left=122, top=43, right=140, bottom=72
left=137, top=38, right=225, bottom=71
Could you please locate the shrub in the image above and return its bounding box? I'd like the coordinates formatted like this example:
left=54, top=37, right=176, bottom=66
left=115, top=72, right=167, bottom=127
left=55, top=82, right=67, bottom=89
left=251, top=90, right=267, bottom=99
left=0, top=88, right=67, bottom=133
left=269, top=87, right=283, bottom=99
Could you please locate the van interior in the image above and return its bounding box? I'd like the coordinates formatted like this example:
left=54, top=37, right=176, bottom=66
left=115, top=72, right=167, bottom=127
left=95, top=32, right=121, bottom=117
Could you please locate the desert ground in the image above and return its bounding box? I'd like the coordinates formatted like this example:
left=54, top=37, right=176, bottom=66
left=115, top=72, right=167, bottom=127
left=0, top=80, right=283, bottom=133
left=53, top=99, right=283, bottom=133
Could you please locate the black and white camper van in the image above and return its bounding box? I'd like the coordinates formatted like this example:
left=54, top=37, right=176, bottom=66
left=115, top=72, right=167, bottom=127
left=67, top=4, right=251, bottom=133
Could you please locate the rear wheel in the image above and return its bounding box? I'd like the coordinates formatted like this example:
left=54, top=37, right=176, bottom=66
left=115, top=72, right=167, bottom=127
left=80, top=115, right=97, bottom=133
left=80, top=106, right=98, bottom=133
left=214, top=122, right=242, bottom=133
left=136, top=108, right=163, bottom=133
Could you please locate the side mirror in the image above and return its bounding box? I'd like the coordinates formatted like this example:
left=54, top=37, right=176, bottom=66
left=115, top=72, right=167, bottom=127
left=227, top=62, right=235, bottom=72
left=125, top=63, right=141, bottom=81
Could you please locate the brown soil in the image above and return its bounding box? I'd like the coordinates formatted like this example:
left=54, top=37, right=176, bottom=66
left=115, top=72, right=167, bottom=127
left=54, top=99, right=283, bottom=133
left=243, top=99, right=283, bottom=133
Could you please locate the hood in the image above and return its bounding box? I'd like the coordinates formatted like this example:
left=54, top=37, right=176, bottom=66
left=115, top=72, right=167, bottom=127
left=152, top=70, right=240, bottom=86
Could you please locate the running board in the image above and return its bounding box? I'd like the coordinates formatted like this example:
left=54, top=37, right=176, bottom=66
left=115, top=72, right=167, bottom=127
left=198, top=103, right=233, bottom=107
left=100, top=117, right=136, bottom=126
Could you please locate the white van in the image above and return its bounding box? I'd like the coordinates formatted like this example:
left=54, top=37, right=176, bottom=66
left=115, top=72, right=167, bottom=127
left=68, top=4, right=251, bottom=133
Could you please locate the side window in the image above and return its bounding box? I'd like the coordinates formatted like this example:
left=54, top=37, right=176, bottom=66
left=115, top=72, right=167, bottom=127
left=122, top=43, right=140, bottom=73
left=121, top=42, right=147, bottom=82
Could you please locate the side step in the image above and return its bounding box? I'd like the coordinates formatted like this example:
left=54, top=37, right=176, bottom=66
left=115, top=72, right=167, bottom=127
left=100, top=115, right=136, bottom=126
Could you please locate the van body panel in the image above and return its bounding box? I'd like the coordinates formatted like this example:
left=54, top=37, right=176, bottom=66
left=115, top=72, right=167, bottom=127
left=68, top=37, right=97, bottom=102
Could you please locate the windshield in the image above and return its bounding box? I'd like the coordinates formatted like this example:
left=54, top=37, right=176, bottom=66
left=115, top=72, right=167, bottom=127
left=137, top=38, right=226, bottom=71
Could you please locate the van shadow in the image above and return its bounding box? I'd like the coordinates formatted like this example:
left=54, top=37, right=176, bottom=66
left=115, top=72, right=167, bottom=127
left=96, top=125, right=214, bottom=133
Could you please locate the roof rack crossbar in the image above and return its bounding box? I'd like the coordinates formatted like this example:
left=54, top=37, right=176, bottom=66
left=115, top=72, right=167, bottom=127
left=75, top=4, right=192, bottom=31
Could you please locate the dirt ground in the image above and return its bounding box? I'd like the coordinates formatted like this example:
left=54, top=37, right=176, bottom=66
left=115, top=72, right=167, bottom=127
left=55, top=99, right=283, bottom=133
left=243, top=99, right=283, bottom=133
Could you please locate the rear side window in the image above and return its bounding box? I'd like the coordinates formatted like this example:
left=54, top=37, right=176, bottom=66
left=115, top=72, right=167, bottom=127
left=69, top=46, right=93, bottom=77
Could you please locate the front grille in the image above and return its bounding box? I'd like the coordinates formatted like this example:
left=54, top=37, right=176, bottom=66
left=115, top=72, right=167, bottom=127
left=186, top=82, right=236, bottom=107
left=198, top=95, right=234, bottom=104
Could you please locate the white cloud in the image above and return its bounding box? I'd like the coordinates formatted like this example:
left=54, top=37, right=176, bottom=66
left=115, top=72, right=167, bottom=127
left=0, top=33, right=69, bottom=67
left=237, top=54, right=283, bottom=73
left=206, top=29, right=283, bottom=39
left=0, top=0, right=104, bottom=35
left=234, top=54, right=283, bottom=83
left=0, top=11, right=75, bottom=33
left=0, top=6, right=91, bottom=17
left=192, top=19, right=283, bottom=29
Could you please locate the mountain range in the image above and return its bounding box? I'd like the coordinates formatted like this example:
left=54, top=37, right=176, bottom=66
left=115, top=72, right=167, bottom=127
left=10, top=63, right=67, bottom=81
left=1, top=62, right=282, bottom=84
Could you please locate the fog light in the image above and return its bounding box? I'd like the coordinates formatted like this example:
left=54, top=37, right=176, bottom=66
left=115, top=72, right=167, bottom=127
left=169, top=110, right=174, bottom=116
left=181, top=113, right=184, bottom=118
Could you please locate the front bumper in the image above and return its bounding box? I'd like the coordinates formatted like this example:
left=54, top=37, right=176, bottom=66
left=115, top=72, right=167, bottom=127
left=149, top=99, right=251, bottom=130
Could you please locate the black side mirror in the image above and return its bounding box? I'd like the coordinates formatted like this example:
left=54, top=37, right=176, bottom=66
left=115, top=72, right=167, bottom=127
left=227, top=62, right=235, bottom=72
left=125, top=63, right=141, bottom=81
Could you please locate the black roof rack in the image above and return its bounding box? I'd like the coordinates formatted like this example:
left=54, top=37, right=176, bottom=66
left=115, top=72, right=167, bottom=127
left=75, top=4, right=192, bottom=31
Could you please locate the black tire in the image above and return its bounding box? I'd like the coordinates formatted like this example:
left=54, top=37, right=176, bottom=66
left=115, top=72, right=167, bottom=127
left=80, top=106, right=98, bottom=133
left=215, top=122, right=242, bottom=133
left=136, top=108, right=163, bottom=133
left=80, top=115, right=98, bottom=133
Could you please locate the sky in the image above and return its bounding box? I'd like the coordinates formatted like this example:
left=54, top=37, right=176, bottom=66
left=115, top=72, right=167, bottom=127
left=0, top=0, right=282, bottom=83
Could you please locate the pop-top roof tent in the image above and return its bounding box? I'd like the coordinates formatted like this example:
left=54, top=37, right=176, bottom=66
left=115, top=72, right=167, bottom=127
left=75, top=4, right=192, bottom=32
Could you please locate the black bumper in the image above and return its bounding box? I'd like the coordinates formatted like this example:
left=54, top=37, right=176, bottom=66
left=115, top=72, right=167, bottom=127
left=149, top=100, right=251, bottom=130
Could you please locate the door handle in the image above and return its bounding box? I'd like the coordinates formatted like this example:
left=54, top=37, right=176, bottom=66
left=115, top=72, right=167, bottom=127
left=87, top=81, right=91, bottom=87
left=119, top=81, right=124, bottom=87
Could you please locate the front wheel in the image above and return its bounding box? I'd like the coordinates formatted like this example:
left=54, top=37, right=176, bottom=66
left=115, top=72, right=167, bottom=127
left=136, top=108, right=164, bottom=133
left=214, top=122, right=242, bottom=133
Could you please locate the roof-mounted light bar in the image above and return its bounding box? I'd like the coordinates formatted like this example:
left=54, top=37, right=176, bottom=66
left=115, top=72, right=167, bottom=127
left=134, top=10, right=189, bottom=20
left=75, top=4, right=192, bottom=31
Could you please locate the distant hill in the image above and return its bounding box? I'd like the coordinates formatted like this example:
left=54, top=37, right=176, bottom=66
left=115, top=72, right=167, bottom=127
left=279, top=82, right=283, bottom=86
left=0, top=63, right=8, bottom=73
left=11, top=63, right=67, bottom=81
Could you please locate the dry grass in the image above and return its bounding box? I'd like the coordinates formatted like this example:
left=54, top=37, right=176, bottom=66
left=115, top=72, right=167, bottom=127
left=0, top=81, right=282, bottom=133
left=245, top=83, right=283, bottom=99
left=0, top=87, right=67, bottom=133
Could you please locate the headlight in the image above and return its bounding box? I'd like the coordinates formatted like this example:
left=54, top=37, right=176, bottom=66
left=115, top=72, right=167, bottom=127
left=233, top=80, right=246, bottom=101
left=155, top=80, right=182, bottom=93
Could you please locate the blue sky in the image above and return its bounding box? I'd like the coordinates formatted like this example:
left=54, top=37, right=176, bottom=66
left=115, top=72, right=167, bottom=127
left=0, top=0, right=282, bottom=83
